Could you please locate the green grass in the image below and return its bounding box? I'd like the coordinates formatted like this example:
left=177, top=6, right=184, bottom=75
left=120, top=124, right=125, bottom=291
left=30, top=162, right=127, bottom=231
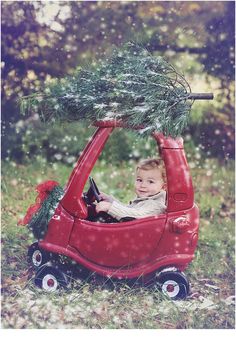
left=1, top=158, right=235, bottom=329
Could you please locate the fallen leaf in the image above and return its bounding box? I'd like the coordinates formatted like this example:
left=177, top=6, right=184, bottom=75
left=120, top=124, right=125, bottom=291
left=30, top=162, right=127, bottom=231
left=205, top=283, right=220, bottom=292
left=223, top=295, right=235, bottom=306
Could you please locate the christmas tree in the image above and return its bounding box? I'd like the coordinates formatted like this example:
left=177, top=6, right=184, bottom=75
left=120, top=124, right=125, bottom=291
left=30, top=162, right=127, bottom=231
left=20, top=42, right=194, bottom=137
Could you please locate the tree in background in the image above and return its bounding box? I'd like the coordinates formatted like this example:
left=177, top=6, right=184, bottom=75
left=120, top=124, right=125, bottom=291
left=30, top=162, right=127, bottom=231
left=1, top=1, right=234, bottom=161
left=144, top=1, right=234, bottom=159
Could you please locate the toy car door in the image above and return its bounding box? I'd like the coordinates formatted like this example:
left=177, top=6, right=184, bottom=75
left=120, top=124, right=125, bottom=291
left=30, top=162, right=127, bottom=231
left=69, top=215, right=166, bottom=267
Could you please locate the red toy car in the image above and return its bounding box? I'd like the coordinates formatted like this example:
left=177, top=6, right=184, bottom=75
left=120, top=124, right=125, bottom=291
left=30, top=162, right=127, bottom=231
left=24, top=119, right=202, bottom=299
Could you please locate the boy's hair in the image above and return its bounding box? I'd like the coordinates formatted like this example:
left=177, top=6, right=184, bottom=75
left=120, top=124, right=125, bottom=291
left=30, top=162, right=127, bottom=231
left=136, top=158, right=167, bottom=184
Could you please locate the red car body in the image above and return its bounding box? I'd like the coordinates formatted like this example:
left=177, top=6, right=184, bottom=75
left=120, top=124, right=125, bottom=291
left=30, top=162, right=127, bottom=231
left=39, top=120, right=199, bottom=279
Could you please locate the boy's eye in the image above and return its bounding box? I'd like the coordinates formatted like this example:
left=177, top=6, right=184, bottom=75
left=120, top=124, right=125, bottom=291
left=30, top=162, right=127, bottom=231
left=148, top=180, right=154, bottom=184
left=136, top=178, right=142, bottom=182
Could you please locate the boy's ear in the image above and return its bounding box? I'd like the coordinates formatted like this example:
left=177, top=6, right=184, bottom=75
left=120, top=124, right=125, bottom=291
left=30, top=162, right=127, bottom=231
left=162, top=182, right=167, bottom=190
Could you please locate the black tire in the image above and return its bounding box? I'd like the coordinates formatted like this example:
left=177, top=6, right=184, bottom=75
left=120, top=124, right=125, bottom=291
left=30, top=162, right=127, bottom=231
left=156, top=270, right=190, bottom=300
left=34, top=265, right=70, bottom=292
left=27, top=242, right=50, bottom=269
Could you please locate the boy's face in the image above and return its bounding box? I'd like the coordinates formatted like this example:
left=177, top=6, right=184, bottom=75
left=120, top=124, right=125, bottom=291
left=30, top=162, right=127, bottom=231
left=135, top=168, right=163, bottom=198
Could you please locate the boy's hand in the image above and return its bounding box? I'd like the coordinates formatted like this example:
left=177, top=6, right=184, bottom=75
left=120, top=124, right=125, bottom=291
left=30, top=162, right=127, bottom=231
left=95, top=201, right=112, bottom=213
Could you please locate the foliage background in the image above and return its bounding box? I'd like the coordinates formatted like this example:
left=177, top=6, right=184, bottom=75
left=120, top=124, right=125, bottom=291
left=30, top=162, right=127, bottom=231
left=1, top=0, right=235, bottom=163
left=1, top=0, right=235, bottom=330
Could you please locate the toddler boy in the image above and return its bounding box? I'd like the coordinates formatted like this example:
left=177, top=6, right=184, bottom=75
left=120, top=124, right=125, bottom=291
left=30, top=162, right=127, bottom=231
left=95, top=158, right=166, bottom=220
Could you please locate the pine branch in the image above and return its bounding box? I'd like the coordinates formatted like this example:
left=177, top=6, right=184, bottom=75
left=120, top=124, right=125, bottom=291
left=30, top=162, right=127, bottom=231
left=20, top=42, right=193, bottom=137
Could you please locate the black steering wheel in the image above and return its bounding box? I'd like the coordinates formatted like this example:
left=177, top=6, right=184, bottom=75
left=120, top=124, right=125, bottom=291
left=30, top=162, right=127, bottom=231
left=84, top=177, right=121, bottom=223
left=84, top=177, right=101, bottom=204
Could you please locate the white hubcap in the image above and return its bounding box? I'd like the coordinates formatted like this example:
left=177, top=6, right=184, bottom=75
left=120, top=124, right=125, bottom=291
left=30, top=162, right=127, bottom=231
left=42, top=274, right=58, bottom=292
left=32, top=250, right=42, bottom=266
left=162, top=280, right=180, bottom=298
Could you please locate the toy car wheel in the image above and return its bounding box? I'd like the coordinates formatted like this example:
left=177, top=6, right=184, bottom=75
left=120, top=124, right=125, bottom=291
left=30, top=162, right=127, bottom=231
left=156, top=270, right=190, bottom=300
left=34, top=265, right=70, bottom=292
left=27, top=242, right=50, bottom=268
